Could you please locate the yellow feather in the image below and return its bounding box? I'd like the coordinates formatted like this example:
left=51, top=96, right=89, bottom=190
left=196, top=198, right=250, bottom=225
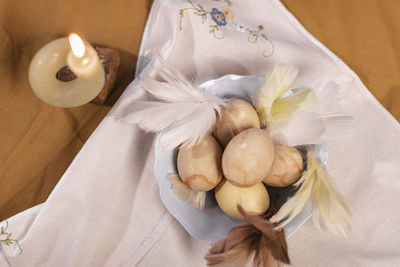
left=167, top=174, right=206, bottom=209
left=270, top=89, right=318, bottom=121
left=256, top=64, right=299, bottom=122
left=256, top=64, right=319, bottom=125
left=270, top=150, right=351, bottom=237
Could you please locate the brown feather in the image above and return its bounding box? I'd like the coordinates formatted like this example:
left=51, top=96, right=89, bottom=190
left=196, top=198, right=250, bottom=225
left=238, top=206, right=290, bottom=265
left=205, top=206, right=291, bottom=267
left=224, top=224, right=254, bottom=251
left=238, top=206, right=276, bottom=237
left=205, top=242, right=251, bottom=266
left=252, top=243, right=281, bottom=267
left=209, top=239, right=226, bottom=254
left=274, top=231, right=290, bottom=264
left=260, top=245, right=280, bottom=267
left=205, top=225, right=254, bottom=266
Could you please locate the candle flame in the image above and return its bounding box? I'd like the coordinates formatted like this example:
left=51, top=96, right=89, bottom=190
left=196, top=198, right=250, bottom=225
left=68, top=33, right=85, bottom=58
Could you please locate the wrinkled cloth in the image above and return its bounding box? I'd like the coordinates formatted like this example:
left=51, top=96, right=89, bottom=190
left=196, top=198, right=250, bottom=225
left=1, top=0, right=400, bottom=266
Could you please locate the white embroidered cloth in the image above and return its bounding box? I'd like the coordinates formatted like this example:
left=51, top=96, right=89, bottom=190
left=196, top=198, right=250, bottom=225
left=1, top=0, right=400, bottom=266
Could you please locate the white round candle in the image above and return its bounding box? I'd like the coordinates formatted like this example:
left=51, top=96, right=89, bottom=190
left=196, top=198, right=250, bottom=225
left=28, top=34, right=105, bottom=107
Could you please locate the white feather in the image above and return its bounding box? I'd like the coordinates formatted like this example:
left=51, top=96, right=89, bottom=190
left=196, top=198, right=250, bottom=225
left=268, top=111, right=353, bottom=146
left=160, top=105, right=219, bottom=150
left=315, top=80, right=354, bottom=108
left=267, top=76, right=354, bottom=146
left=121, top=52, right=225, bottom=151
left=168, top=174, right=206, bottom=209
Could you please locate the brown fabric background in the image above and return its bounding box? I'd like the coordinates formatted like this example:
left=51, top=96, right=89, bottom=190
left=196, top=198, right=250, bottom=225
left=281, top=0, right=400, bottom=120
left=0, top=0, right=399, bottom=221
left=0, top=0, right=152, bottom=221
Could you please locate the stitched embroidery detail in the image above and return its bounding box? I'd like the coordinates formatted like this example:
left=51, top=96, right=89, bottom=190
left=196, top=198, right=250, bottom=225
left=0, top=221, right=22, bottom=255
left=179, top=1, right=274, bottom=57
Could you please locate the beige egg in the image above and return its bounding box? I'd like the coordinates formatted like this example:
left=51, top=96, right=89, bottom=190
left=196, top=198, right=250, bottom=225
left=222, top=128, right=274, bottom=187
left=177, top=135, right=223, bottom=192
left=215, top=179, right=270, bottom=220
left=263, top=143, right=303, bottom=187
left=214, top=99, right=260, bottom=147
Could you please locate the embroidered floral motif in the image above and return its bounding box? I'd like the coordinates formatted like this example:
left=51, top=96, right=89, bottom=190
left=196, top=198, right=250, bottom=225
left=247, top=26, right=269, bottom=44
left=179, top=0, right=274, bottom=57
left=0, top=221, right=22, bottom=254
left=210, top=8, right=227, bottom=26
left=236, top=23, right=246, bottom=32
left=220, top=7, right=234, bottom=21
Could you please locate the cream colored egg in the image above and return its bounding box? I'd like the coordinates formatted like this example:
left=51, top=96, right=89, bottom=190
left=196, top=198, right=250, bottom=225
left=177, top=135, right=223, bottom=192
left=215, top=179, right=270, bottom=220
left=214, top=99, right=260, bottom=147
left=263, top=143, right=303, bottom=187
left=222, top=128, right=274, bottom=187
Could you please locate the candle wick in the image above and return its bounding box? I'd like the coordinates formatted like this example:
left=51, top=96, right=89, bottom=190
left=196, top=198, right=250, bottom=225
left=56, top=65, right=77, bottom=82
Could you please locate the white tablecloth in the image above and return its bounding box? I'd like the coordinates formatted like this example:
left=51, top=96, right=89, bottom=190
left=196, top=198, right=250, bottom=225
left=1, top=0, right=400, bottom=266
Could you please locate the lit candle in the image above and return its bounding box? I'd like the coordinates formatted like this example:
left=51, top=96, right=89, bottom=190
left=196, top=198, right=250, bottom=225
left=29, top=33, right=105, bottom=107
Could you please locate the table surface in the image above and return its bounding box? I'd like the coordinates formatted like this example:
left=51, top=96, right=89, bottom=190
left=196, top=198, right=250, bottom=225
left=0, top=0, right=399, bottom=223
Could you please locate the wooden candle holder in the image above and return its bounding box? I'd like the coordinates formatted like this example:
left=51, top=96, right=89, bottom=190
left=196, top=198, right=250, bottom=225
left=56, top=45, right=120, bottom=105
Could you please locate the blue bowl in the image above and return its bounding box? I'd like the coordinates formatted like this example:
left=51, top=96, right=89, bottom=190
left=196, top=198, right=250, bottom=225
left=153, top=75, right=327, bottom=243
